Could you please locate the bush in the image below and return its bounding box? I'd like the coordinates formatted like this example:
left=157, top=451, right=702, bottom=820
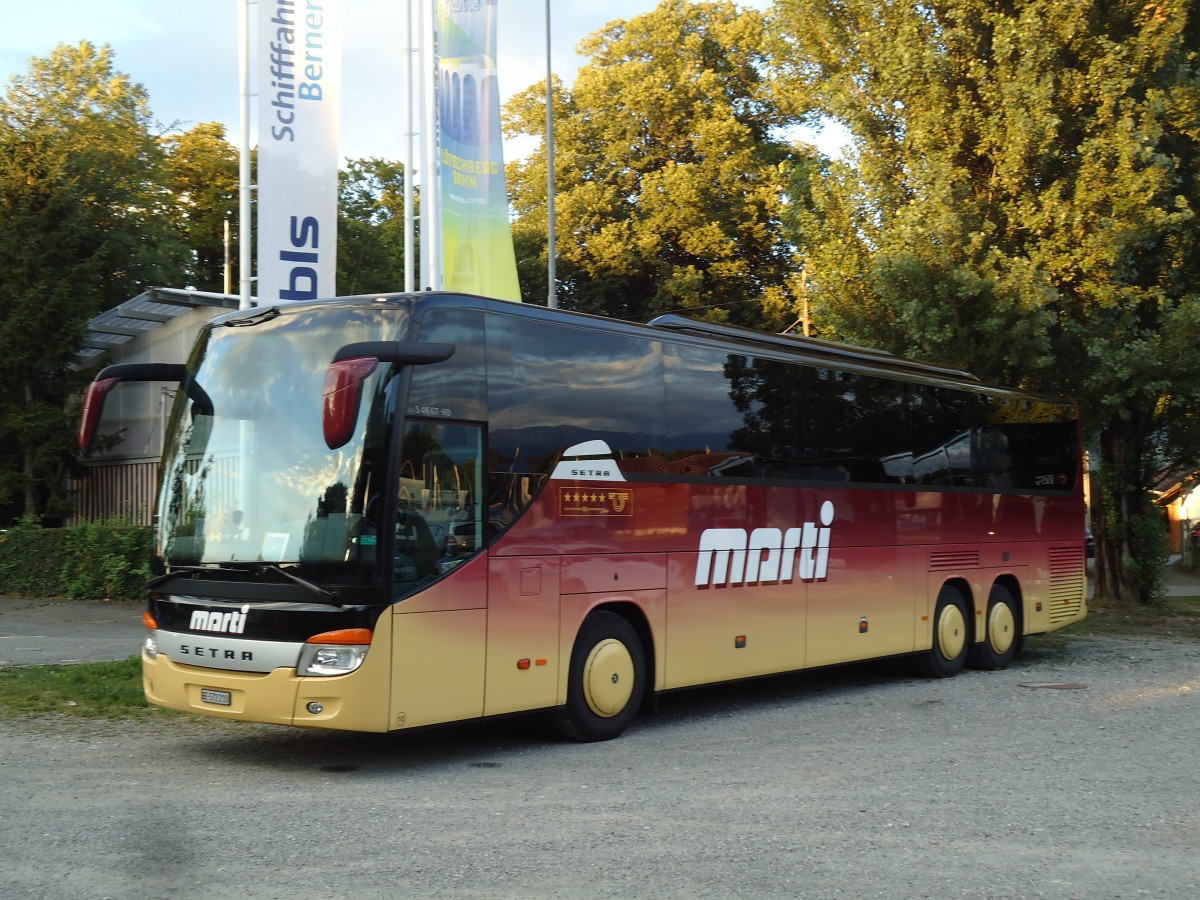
left=0, top=517, right=152, bottom=601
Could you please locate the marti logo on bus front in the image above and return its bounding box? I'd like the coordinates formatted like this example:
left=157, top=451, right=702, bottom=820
left=695, top=501, right=834, bottom=588
left=190, top=606, right=250, bottom=635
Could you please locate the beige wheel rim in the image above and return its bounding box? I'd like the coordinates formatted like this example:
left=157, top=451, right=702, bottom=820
left=582, top=638, right=635, bottom=718
left=988, top=602, right=1016, bottom=655
left=937, top=604, right=967, bottom=661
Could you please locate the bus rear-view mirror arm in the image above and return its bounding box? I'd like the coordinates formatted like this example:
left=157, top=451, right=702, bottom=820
left=324, top=341, right=456, bottom=449
left=79, top=363, right=213, bottom=453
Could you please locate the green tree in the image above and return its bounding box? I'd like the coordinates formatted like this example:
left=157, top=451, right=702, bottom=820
left=161, top=122, right=240, bottom=292
left=337, top=157, right=411, bottom=295
left=770, top=0, right=1200, bottom=604
left=0, top=42, right=185, bottom=519
left=505, top=0, right=809, bottom=327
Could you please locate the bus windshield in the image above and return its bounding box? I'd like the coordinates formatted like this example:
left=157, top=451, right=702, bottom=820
left=156, top=305, right=405, bottom=584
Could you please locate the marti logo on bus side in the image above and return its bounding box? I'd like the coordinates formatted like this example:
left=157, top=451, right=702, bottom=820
left=550, top=442, right=836, bottom=588
left=695, top=500, right=835, bottom=588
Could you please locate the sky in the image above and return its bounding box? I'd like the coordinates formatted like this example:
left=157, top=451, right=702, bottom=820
left=0, top=0, right=834, bottom=165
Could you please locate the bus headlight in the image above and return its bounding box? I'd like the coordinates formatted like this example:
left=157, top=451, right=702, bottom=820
left=296, top=628, right=373, bottom=677
left=143, top=611, right=159, bottom=659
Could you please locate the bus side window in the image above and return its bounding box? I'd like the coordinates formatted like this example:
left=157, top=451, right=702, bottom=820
left=394, top=420, right=485, bottom=596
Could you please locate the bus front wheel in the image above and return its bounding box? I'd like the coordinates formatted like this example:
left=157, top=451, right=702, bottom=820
left=914, top=586, right=970, bottom=678
left=554, top=611, right=645, bottom=742
left=969, top=583, right=1022, bottom=670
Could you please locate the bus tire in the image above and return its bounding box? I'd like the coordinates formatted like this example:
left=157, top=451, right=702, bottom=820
left=554, top=611, right=645, bottom=742
left=914, top=585, right=970, bottom=678
left=969, top=583, right=1020, bottom=671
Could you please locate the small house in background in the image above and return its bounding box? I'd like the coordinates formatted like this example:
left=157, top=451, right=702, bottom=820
left=73, top=288, right=240, bottom=524
left=1153, top=470, right=1200, bottom=561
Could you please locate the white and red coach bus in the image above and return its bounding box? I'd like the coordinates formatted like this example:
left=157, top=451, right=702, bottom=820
left=79, top=293, right=1087, bottom=740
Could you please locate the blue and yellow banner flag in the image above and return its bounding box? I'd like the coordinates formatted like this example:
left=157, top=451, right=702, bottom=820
left=437, top=0, right=521, bottom=302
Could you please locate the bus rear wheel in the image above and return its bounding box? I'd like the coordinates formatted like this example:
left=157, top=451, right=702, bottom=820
left=969, top=584, right=1021, bottom=671
left=914, top=586, right=970, bottom=678
left=554, top=611, right=645, bottom=742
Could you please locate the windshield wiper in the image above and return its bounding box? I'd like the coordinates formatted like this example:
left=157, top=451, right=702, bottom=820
left=222, top=306, right=280, bottom=328
left=259, top=565, right=336, bottom=600
left=146, top=564, right=244, bottom=590
left=147, top=563, right=335, bottom=600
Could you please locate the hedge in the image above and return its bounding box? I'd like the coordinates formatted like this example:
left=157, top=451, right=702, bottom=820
left=0, top=517, right=152, bottom=602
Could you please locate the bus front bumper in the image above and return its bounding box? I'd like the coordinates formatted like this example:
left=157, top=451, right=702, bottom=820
left=142, top=650, right=390, bottom=732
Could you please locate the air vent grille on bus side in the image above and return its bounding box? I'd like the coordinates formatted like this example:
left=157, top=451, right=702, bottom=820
left=1048, top=547, right=1086, bottom=623
left=930, top=550, right=981, bottom=571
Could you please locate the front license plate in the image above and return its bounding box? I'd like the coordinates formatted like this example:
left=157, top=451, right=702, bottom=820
left=200, top=688, right=232, bottom=707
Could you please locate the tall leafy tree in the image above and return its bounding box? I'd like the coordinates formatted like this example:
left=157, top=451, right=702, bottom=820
left=0, top=42, right=185, bottom=518
left=337, top=157, right=411, bottom=295
left=505, top=0, right=809, bottom=328
left=770, top=0, right=1200, bottom=603
left=162, top=122, right=239, bottom=292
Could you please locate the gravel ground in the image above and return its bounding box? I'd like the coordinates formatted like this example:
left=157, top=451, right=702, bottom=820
left=1, top=630, right=1198, bottom=899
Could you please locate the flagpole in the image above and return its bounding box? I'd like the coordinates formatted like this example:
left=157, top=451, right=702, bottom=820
left=403, top=0, right=415, bottom=293
left=238, top=0, right=254, bottom=310
left=545, top=0, right=557, bottom=309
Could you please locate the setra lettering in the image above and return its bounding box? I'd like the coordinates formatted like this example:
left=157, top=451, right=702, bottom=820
left=179, top=645, right=254, bottom=661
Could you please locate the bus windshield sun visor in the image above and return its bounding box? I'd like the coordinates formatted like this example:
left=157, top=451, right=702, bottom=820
left=79, top=363, right=213, bottom=453
left=324, top=341, right=455, bottom=450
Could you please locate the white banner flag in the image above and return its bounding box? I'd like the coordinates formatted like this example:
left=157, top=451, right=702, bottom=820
left=257, top=0, right=343, bottom=304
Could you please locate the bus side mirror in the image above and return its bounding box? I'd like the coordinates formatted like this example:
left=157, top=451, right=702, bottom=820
left=78, top=362, right=206, bottom=454
left=79, top=377, right=122, bottom=453
left=324, top=341, right=455, bottom=449
left=323, top=357, right=379, bottom=450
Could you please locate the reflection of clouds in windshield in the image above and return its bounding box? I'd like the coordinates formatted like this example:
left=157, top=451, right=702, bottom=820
left=159, top=309, right=403, bottom=565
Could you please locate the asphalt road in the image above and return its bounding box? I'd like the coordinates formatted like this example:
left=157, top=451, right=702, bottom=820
left=0, top=597, right=144, bottom=666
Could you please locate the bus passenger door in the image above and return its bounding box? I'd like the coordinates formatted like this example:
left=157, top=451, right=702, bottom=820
left=389, top=553, right=487, bottom=730
left=485, top=557, right=561, bottom=716
left=388, top=420, right=489, bottom=731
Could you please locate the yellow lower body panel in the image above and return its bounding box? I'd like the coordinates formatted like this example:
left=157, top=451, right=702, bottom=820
left=143, top=645, right=392, bottom=733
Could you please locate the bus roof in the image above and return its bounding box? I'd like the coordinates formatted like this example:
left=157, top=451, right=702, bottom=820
left=645, top=314, right=981, bottom=383
left=238, top=292, right=1072, bottom=401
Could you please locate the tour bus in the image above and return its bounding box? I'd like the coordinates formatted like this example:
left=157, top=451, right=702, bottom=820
left=79, top=293, right=1087, bottom=741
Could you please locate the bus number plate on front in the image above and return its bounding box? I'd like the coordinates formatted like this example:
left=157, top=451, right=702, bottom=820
left=200, top=688, right=232, bottom=707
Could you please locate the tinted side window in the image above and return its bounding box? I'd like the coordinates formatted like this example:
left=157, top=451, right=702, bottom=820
left=726, top=356, right=805, bottom=478
left=659, top=345, right=763, bottom=477
left=910, top=386, right=981, bottom=485
left=665, top=349, right=911, bottom=485
left=486, top=315, right=665, bottom=474
left=409, top=307, right=487, bottom=422
left=802, top=369, right=911, bottom=483
left=980, top=396, right=1078, bottom=491
left=392, top=421, right=484, bottom=600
